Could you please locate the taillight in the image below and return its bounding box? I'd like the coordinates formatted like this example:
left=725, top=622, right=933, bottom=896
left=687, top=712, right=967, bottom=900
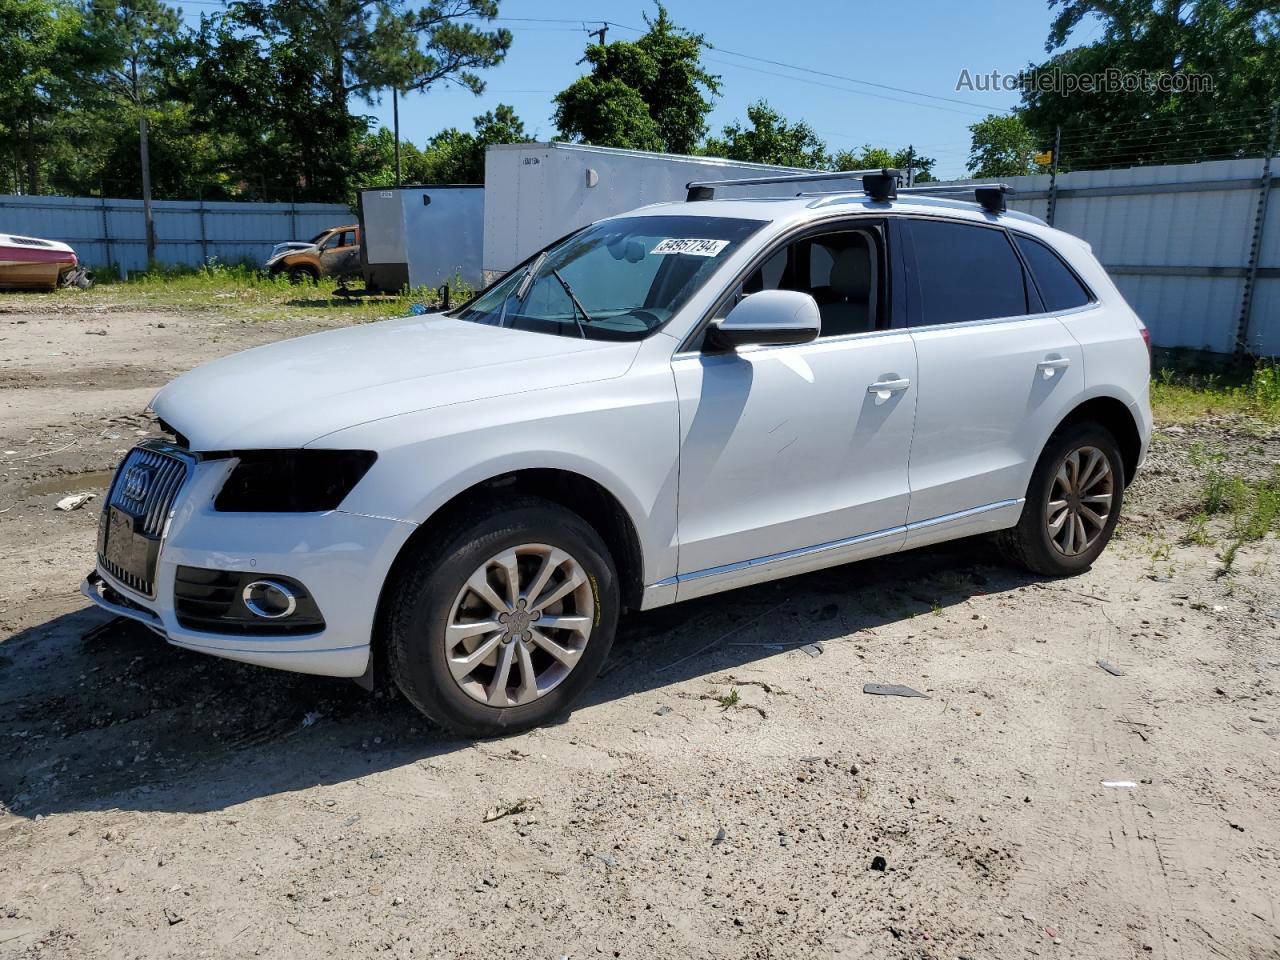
left=1138, top=322, right=1152, bottom=365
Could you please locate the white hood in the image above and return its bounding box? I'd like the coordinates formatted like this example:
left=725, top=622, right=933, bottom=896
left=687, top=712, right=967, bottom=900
left=152, top=314, right=640, bottom=450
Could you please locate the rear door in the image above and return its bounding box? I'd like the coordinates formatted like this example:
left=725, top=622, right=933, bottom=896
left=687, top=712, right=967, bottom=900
left=900, top=217, right=1084, bottom=539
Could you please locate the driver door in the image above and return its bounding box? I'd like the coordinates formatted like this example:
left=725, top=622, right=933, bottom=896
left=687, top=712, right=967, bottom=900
left=671, top=221, right=917, bottom=600
left=319, top=230, right=360, bottom=277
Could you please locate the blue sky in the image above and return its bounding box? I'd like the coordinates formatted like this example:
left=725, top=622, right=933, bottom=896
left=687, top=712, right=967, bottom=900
left=185, top=0, right=1100, bottom=179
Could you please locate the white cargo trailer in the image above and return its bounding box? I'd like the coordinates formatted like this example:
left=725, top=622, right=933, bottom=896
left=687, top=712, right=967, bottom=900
left=482, top=142, right=860, bottom=280
left=357, top=184, right=483, bottom=292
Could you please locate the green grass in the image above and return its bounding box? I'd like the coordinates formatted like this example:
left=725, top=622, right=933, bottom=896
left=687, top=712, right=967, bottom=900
left=41, top=259, right=467, bottom=324
left=714, top=689, right=741, bottom=711
left=1151, top=361, right=1280, bottom=424
left=1189, top=448, right=1280, bottom=575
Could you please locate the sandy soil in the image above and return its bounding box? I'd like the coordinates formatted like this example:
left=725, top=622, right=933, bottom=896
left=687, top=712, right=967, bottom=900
left=1, top=293, right=1278, bottom=960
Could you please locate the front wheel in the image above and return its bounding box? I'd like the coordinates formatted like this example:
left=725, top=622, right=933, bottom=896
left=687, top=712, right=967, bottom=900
left=998, top=422, right=1124, bottom=576
left=386, top=498, right=618, bottom=737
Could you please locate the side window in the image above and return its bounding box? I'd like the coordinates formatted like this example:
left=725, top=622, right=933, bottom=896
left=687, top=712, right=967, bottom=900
left=730, top=226, right=885, bottom=338
left=906, top=220, right=1028, bottom=326
left=1014, top=234, right=1092, bottom=311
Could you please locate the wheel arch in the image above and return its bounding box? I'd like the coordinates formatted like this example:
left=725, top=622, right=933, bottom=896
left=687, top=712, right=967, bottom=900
left=367, top=467, right=647, bottom=687
left=1051, top=395, right=1142, bottom=485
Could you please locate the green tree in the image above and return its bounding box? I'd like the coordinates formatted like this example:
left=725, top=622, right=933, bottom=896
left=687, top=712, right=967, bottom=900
left=80, top=0, right=183, bottom=259
left=553, top=4, right=719, bottom=153
left=1018, top=0, right=1280, bottom=169
left=703, top=100, right=828, bottom=168
left=416, top=103, right=529, bottom=183
left=233, top=0, right=511, bottom=114
left=967, top=114, right=1039, bottom=178
left=175, top=7, right=368, bottom=202
left=0, top=0, right=90, bottom=193
left=832, top=144, right=936, bottom=181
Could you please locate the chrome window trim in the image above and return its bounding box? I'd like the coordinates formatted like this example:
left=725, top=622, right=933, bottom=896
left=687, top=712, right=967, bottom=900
left=673, top=209, right=1106, bottom=359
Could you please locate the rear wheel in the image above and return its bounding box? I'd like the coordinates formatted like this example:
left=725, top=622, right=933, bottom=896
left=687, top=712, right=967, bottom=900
left=386, top=498, right=618, bottom=737
left=998, top=422, right=1124, bottom=576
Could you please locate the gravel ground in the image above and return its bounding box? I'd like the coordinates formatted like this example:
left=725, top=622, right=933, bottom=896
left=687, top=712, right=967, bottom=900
left=1, top=293, right=1278, bottom=960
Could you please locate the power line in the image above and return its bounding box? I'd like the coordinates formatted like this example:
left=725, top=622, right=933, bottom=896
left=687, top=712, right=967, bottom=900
left=469, top=15, right=1011, bottom=117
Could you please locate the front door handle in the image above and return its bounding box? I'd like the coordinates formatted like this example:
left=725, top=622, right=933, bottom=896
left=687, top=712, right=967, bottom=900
left=868, top=378, right=911, bottom=399
left=1037, top=357, right=1071, bottom=379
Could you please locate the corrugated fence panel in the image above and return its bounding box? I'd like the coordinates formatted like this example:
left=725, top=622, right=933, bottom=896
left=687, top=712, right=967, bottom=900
left=0, top=194, right=351, bottom=276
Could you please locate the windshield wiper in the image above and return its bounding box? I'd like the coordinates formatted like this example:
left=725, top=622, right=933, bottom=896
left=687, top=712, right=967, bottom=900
left=516, top=252, right=546, bottom=302
left=550, top=268, right=592, bottom=339
left=497, top=251, right=546, bottom=328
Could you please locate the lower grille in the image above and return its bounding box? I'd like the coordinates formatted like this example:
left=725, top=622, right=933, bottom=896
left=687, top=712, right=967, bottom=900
left=174, top=566, right=325, bottom=635
left=100, top=552, right=152, bottom=596
left=97, top=441, right=193, bottom=597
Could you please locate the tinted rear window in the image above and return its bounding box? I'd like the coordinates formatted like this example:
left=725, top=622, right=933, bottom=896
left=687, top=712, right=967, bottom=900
left=907, top=220, right=1028, bottom=326
left=1014, top=234, right=1092, bottom=311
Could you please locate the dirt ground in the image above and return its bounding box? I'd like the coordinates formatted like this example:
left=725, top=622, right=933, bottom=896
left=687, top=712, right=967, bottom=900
left=1, top=292, right=1278, bottom=960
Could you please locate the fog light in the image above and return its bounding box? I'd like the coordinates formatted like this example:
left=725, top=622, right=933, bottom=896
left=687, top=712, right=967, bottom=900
left=241, top=579, right=298, bottom=619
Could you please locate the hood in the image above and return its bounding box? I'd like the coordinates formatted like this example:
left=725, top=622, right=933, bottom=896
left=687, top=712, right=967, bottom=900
left=152, top=314, right=641, bottom=450
left=267, top=241, right=318, bottom=261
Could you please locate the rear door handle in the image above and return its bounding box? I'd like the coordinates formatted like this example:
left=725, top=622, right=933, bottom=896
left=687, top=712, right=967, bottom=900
left=1037, top=358, right=1071, bottom=379
left=868, top=378, right=911, bottom=398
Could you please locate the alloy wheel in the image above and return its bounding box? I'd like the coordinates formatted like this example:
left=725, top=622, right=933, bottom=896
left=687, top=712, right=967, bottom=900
left=444, top=544, right=594, bottom=707
left=1046, top=445, right=1115, bottom=556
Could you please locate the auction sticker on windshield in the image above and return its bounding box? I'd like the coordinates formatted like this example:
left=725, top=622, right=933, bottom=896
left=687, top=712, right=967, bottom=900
left=651, top=238, right=731, bottom=257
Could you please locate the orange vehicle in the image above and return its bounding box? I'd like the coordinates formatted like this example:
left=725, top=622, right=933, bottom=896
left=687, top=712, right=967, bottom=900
left=265, top=224, right=361, bottom=283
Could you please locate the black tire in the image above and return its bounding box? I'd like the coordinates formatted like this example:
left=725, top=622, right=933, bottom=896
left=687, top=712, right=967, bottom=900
left=997, top=422, right=1125, bottom=577
left=288, top=265, right=318, bottom=285
left=385, top=497, right=619, bottom=737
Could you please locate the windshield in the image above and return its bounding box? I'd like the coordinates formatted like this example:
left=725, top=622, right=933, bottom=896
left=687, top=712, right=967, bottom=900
left=454, top=215, right=765, bottom=340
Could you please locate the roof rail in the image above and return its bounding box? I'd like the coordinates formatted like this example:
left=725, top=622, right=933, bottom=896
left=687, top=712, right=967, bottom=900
left=895, top=182, right=1014, bottom=214
left=685, top=168, right=891, bottom=202
left=685, top=168, right=1015, bottom=215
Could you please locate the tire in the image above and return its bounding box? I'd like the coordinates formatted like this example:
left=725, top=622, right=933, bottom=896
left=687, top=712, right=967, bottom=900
left=288, top=265, right=318, bottom=285
left=386, top=497, right=619, bottom=737
left=997, top=422, right=1125, bottom=577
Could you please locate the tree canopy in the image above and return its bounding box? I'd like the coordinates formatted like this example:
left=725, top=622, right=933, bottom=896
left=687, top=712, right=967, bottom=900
left=703, top=100, right=829, bottom=168
left=553, top=4, right=719, bottom=154
left=1016, top=0, right=1280, bottom=169
left=967, top=114, right=1040, bottom=178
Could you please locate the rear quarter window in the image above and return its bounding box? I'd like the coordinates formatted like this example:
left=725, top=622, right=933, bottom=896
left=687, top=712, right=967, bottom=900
left=1013, top=234, right=1093, bottom=311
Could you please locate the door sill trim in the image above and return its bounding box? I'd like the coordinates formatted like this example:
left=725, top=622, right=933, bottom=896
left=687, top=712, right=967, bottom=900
left=657, top=498, right=1024, bottom=589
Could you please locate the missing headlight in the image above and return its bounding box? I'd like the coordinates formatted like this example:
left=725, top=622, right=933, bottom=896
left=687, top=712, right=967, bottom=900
left=213, top=449, right=377, bottom=512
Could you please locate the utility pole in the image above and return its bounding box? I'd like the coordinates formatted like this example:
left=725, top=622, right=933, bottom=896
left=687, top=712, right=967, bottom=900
left=393, top=88, right=402, bottom=187
left=577, top=22, right=607, bottom=63
left=905, top=145, right=915, bottom=187
left=1046, top=126, right=1062, bottom=227
left=1236, top=104, right=1279, bottom=357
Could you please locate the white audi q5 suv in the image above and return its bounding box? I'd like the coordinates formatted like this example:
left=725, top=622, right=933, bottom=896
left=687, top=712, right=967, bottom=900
left=85, top=173, right=1152, bottom=735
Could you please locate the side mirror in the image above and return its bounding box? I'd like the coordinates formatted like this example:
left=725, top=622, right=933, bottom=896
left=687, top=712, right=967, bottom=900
left=705, top=289, right=822, bottom=351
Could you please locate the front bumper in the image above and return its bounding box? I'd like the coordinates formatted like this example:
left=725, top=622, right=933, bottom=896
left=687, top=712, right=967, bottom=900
left=86, top=456, right=417, bottom=678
